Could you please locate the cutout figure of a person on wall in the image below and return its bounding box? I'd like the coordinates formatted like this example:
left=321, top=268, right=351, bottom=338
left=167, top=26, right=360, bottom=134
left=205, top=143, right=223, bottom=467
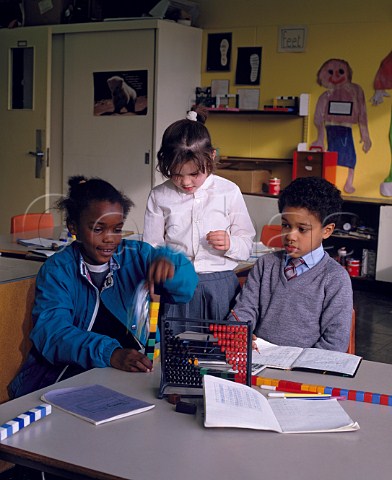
left=312, top=58, right=372, bottom=194
left=371, top=50, right=392, bottom=197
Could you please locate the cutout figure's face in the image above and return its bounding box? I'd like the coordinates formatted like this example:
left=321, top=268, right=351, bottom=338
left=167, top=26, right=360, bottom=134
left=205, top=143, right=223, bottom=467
left=318, top=60, right=350, bottom=89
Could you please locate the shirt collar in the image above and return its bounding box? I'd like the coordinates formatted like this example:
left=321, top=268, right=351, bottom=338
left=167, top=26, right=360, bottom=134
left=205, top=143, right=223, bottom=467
left=285, top=244, right=325, bottom=267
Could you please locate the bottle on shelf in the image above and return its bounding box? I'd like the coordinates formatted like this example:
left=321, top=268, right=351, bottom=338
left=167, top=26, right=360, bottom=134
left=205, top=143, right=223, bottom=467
left=337, top=247, right=348, bottom=268
left=59, top=219, right=75, bottom=244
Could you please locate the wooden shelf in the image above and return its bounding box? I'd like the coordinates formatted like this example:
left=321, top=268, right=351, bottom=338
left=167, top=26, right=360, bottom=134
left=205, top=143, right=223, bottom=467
left=207, top=108, right=299, bottom=116
left=331, top=233, right=377, bottom=242
left=219, top=156, right=292, bottom=166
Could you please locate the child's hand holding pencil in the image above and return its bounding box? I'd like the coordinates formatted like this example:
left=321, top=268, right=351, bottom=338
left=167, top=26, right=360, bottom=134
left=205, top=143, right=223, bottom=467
left=231, top=309, right=261, bottom=353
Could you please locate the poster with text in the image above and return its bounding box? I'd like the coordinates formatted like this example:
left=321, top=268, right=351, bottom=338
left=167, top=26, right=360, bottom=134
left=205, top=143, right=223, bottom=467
left=93, top=70, right=148, bottom=116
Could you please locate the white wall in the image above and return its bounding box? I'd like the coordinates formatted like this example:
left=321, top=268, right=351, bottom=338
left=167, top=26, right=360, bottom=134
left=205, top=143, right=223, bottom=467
left=243, top=194, right=280, bottom=240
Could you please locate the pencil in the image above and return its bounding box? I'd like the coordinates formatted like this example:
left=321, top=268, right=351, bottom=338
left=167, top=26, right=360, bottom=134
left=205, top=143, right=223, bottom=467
left=230, top=309, right=240, bottom=322
left=231, top=309, right=260, bottom=353
left=268, top=392, right=331, bottom=398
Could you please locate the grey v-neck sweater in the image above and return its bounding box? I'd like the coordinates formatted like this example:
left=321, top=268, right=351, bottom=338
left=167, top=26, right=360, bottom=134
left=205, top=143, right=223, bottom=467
left=233, top=251, right=353, bottom=352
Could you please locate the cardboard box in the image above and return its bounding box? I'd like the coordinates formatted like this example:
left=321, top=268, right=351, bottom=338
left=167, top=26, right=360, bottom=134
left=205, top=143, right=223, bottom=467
left=216, top=168, right=271, bottom=194
left=23, top=0, right=72, bottom=26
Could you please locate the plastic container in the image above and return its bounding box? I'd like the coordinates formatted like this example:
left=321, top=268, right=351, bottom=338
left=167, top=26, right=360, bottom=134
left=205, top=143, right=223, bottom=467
left=269, top=177, right=281, bottom=195
left=347, top=259, right=361, bottom=277
left=337, top=247, right=347, bottom=268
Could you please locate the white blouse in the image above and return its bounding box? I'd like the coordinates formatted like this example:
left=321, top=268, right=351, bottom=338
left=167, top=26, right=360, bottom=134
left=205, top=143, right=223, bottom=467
left=143, top=174, right=256, bottom=273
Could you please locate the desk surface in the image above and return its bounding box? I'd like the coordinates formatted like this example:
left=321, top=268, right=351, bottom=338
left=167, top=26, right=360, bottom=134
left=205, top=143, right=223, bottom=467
left=0, top=228, right=135, bottom=260
left=0, top=227, right=61, bottom=260
left=0, top=256, right=42, bottom=284
left=0, top=361, right=392, bottom=480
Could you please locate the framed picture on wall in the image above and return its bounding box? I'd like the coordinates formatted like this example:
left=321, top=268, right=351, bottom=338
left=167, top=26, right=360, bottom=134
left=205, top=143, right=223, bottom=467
left=211, top=79, right=229, bottom=97
left=237, top=88, right=260, bottom=110
left=235, top=47, right=262, bottom=85
left=93, top=70, right=148, bottom=116
left=206, top=32, right=232, bottom=71
left=278, top=26, right=307, bottom=52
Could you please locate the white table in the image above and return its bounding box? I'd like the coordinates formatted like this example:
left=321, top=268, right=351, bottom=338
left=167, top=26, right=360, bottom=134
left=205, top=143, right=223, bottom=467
left=0, top=361, right=392, bottom=480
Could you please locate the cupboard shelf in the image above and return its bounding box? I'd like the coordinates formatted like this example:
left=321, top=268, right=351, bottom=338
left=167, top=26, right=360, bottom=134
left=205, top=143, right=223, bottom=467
left=207, top=108, right=299, bottom=116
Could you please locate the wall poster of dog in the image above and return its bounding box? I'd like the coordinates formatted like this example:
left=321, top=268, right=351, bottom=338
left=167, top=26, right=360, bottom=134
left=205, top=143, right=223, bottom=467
left=93, top=70, right=148, bottom=116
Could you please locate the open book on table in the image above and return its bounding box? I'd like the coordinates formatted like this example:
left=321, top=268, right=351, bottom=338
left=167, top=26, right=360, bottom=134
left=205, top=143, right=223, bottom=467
left=41, top=384, right=155, bottom=425
left=17, top=238, right=65, bottom=248
left=203, top=375, right=359, bottom=434
left=252, top=338, right=362, bottom=377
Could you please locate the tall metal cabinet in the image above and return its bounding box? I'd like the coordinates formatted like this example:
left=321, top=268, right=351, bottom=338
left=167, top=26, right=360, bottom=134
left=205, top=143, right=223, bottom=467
left=50, top=19, right=202, bottom=231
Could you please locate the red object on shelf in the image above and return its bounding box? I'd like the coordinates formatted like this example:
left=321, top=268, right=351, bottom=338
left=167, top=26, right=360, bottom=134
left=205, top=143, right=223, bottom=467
left=268, top=178, right=281, bottom=195
left=347, top=259, right=361, bottom=277
left=292, top=146, right=337, bottom=184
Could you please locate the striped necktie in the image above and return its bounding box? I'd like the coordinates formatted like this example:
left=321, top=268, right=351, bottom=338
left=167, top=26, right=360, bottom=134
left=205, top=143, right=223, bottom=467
left=284, top=257, right=305, bottom=280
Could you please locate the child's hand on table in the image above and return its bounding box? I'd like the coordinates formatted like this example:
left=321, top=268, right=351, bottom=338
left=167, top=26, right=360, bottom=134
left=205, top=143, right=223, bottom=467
left=110, top=348, right=153, bottom=373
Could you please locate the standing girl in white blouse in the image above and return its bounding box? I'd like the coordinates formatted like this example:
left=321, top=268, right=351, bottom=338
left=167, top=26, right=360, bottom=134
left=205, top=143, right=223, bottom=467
left=143, top=107, right=255, bottom=321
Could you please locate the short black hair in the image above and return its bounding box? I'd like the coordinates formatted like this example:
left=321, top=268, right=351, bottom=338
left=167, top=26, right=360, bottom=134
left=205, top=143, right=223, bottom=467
left=278, top=176, right=343, bottom=226
left=56, top=175, right=134, bottom=225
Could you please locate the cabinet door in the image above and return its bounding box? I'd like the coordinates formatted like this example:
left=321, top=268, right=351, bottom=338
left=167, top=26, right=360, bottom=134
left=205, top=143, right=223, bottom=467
left=376, top=205, right=392, bottom=283
left=63, top=29, right=155, bottom=232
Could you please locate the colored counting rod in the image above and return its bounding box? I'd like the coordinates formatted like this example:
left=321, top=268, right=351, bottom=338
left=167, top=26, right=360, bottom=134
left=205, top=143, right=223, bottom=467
left=251, top=376, right=392, bottom=406
left=0, top=404, right=52, bottom=441
left=144, top=301, right=159, bottom=361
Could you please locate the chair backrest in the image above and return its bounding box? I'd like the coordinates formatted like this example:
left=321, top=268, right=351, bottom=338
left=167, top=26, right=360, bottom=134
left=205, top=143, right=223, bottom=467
left=347, top=309, right=356, bottom=354
left=10, top=213, right=54, bottom=234
left=260, top=224, right=283, bottom=248
left=0, top=278, right=35, bottom=404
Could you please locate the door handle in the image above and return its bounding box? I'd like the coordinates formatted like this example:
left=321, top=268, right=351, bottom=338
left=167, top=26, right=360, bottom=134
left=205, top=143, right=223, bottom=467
left=28, top=150, right=45, bottom=178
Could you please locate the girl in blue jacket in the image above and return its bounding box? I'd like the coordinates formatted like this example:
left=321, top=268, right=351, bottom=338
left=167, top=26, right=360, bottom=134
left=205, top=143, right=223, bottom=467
left=9, top=176, right=198, bottom=398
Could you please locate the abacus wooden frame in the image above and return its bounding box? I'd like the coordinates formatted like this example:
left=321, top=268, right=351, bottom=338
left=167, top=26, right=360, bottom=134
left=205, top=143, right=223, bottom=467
left=158, top=316, right=252, bottom=399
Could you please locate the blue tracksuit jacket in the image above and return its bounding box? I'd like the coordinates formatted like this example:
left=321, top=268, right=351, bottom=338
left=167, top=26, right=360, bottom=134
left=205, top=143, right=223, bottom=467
left=9, top=239, right=197, bottom=398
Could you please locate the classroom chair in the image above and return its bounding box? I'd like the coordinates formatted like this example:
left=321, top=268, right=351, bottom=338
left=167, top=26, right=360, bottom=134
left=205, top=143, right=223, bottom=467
left=10, top=213, right=54, bottom=234
left=260, top=224, right=283, bottom=248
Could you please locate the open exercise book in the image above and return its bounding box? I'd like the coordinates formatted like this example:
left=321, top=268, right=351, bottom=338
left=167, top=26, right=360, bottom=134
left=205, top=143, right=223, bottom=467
left=252, top=338, right=362, bottom=377
left=203, top=375, right=359, bottom=434
left=41, top=384, right=155, bottom=425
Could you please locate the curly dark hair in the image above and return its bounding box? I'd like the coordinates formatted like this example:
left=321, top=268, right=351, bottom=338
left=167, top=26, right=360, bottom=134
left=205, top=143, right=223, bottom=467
left=157, top=106, right=216, bottom=178
left=278, top=176, right=343, bottom=226
left=56, top=175, right=134, bottom=225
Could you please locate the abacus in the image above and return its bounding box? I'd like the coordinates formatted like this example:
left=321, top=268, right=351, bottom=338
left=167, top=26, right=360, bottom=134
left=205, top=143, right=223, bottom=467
left=158, top=317, right=252, bottom=399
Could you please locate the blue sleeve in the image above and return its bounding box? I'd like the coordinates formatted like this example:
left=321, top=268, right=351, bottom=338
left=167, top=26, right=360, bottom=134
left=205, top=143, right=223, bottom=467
left=148, top=245, right=198, bottom=303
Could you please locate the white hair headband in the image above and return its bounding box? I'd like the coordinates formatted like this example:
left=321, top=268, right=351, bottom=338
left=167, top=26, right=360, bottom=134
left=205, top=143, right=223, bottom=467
left=186, top=110, right=197, bottom=121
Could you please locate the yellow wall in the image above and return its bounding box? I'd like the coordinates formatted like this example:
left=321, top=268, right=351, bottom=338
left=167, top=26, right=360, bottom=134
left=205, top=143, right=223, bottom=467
left=196, top=0, right=392, bottom=199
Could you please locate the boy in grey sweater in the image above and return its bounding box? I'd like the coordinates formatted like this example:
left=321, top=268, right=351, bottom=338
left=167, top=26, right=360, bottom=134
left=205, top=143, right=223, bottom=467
left=231, top=176, right=353, bottom=352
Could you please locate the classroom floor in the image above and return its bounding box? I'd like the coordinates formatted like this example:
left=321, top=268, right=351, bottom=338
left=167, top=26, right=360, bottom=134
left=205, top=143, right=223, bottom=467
left=354, top=288, right=392, bottom=364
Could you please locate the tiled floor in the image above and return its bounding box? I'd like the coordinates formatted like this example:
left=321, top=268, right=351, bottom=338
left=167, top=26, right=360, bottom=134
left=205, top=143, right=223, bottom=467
left=354, top=288, right=392, bottom=364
